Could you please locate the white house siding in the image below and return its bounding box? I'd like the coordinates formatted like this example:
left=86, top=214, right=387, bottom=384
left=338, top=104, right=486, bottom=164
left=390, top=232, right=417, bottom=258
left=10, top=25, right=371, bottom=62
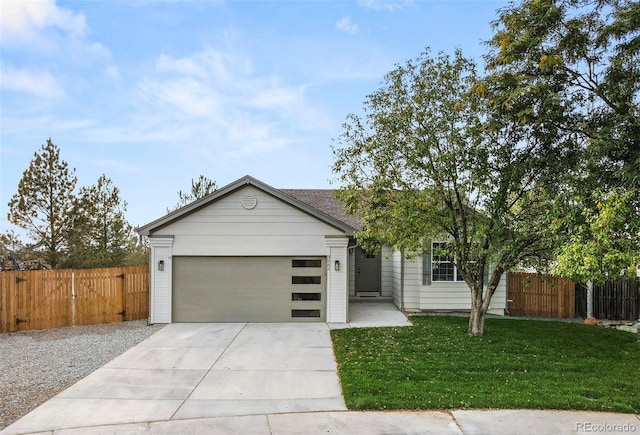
left=325, top=237, right=349, bottom=323
left=391, top=251, right=421, bottom=311
left=391, top=251, right=401, bottom=307
left=380, top=245, right=393, bottom=298
left=153, top=186, right=345, bottom=256
left=419, top=272, right=507, bottom=315
left=148, top=237, right=174, bottom=324
left=348, top=248, right=356, bottom=296
left=389, top=254, right=507, bottom=316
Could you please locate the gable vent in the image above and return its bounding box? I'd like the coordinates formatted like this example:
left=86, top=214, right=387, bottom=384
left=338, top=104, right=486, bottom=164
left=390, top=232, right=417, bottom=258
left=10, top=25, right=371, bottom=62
left=242, top=195, right=258, bottom=210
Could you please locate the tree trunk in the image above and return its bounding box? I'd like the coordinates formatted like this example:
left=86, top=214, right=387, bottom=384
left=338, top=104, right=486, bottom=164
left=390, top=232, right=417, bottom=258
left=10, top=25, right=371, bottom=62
left=467, top=285, right=486, bottom=336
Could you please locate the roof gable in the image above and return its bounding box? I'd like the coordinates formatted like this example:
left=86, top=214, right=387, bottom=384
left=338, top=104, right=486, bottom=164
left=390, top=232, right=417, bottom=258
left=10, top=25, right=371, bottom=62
left=137, top=175, right=357, bottom=236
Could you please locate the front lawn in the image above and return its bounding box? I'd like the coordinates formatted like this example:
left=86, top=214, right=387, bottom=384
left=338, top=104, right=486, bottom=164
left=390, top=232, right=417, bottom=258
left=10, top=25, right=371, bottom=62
left=330, top=316, right=640, bottom=413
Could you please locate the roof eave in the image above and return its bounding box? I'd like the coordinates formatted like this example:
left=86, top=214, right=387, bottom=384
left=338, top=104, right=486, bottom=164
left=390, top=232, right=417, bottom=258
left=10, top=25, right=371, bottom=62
left=137, top=175, right=356, bottom=237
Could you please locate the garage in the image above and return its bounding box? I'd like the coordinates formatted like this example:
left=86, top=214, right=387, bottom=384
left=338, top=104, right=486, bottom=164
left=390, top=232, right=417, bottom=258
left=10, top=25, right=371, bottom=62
left=139, top=176, right=353, bottom=324
left=172, top=256, right=326, bottom=322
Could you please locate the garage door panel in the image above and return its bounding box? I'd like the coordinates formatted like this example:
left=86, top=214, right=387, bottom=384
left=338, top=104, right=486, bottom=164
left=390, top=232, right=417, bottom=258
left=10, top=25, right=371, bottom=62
left=172, top=256, right=325, bottom=322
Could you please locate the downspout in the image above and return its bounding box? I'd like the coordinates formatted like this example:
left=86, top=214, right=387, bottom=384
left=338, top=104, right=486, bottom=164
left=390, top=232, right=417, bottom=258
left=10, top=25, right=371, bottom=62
left=400, top=249, right=405, bottom=311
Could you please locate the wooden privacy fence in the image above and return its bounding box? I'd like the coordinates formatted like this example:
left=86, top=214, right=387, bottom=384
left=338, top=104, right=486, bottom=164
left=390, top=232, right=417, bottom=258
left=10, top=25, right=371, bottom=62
left=0, top=266, right=149, bottom=333
left=576, top=278, right=640, bottom=320
left=507, top=272, right=576, bottom=318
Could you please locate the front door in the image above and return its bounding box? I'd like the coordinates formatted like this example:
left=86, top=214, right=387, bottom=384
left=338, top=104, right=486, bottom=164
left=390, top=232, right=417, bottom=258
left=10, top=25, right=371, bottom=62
left=355, top=247, right=381, bottom=294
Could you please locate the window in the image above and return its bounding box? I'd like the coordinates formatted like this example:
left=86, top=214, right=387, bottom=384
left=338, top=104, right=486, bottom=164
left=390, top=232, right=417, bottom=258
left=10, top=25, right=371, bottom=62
left=431, top=242, right=465, bottom=282
left=291, top=309, right=321, bottom=318
left=292, top=276, right=322, bottom=284
left=291, top=292, right=321, bottom=301
left=292, top=259, right=322, bottom=268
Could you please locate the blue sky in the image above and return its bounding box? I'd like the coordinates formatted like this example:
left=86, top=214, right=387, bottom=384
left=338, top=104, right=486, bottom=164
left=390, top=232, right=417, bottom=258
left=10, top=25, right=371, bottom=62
left=1, top=0, right=508, bottom=239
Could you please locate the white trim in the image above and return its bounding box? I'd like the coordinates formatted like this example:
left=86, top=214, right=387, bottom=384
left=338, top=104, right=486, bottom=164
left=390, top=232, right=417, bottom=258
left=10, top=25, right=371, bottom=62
left=325, top=236, right=349, bottom=323
left=148, top=236, right=174, bottom=324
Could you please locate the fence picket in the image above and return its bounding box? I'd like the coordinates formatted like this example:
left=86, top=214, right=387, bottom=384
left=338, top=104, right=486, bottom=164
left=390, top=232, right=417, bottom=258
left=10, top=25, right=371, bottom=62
left=511, top=273, right=640, bottom=320
left=0, top=266, right=149, bottom=332
left=507, top=272, right=575, bottom=318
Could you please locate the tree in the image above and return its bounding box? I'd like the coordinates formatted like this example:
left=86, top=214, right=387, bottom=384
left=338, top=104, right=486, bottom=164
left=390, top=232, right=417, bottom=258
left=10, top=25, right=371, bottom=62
left=554, top=189, right=640, bottom=283
left=7, top=139, right=77, bottom=268
left=486, top=0, right=639, bottom=186
left=65, top=174, right=137, bottom=268
left=168, top=175, right=217, bottom=212
left=332, top=50, right=572, bottom=335
left=485, top=0, right=640, bottom=282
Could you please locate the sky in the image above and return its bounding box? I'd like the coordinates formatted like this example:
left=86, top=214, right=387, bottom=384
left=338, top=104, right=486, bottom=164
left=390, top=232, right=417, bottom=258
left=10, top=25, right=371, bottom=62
left=1, top=0, right=509, bottom=240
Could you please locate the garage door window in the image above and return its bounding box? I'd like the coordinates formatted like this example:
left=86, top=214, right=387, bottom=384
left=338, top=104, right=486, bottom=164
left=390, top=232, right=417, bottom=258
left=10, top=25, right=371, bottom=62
left=292, top=276, right=321, bottom=284
left=291, top=292, right=321, bottom=301
left=292, top=259, right=322, bottom=267
left=292, top=309, right=321, bottom=318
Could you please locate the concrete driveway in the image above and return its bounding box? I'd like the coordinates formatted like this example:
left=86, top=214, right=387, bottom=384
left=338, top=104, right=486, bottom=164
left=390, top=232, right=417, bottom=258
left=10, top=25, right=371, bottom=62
left=2, top=322, right=347, bottom=434
left=4, top=306, right=639, bottom=434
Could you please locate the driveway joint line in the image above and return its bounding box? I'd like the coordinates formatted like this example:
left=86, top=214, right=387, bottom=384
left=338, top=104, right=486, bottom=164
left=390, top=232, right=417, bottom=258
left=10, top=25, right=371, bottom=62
left=448, top=410, right=466, bottom=435
left=168, top=323, right=248, bottom=421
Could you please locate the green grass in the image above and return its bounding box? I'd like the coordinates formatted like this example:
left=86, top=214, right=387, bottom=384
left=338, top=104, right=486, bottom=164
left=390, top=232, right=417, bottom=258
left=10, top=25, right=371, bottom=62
left=330, top=316, right=640, bottom=413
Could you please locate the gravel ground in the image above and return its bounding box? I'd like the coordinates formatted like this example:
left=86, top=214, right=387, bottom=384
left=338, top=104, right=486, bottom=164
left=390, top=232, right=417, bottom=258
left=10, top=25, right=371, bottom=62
left=0, top=320, right=165, bottom=430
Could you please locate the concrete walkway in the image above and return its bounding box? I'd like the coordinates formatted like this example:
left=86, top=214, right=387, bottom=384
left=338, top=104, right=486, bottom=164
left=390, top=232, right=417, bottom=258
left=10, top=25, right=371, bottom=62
left=2, top=304, right=639, bottom=434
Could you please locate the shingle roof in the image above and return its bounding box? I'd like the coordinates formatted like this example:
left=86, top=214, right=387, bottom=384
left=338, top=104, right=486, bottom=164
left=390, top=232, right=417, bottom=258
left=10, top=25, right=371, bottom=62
left=138, top=176, right=358, bottom=236
left=280, top=189, right=362, bottom=231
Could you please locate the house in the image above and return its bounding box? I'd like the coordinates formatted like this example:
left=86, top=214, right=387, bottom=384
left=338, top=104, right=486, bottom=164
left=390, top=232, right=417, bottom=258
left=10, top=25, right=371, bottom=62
left=137, top=175, right=507, bottom=324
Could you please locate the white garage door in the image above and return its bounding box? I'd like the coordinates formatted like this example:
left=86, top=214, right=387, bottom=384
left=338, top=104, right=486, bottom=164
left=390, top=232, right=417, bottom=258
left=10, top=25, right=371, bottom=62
left=172, top=256, right=326, bottom=322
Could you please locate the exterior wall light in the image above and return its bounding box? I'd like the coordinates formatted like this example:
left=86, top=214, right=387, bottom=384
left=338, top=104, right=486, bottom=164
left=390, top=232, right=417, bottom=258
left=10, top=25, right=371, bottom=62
left=334, top=260, right=340, bottom=271
left=158, top=260, right=165, bottom=271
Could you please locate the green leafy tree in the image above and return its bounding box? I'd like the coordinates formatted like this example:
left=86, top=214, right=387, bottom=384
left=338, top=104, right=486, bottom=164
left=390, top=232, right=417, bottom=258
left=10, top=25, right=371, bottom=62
left=65, top=174, right=137, bottom=268
left=555, top=189, right=640, bottom=283
left=7, top=139, right=77, bottom=268
left=485, top=0, right=640, bottom=282
left=0, top=230, right=24, bottom=258
left=168, top=175, right=217, bottom=212
left=333, top=50, right=571, bottom=335
left=486, top=0, right=639, bottom=185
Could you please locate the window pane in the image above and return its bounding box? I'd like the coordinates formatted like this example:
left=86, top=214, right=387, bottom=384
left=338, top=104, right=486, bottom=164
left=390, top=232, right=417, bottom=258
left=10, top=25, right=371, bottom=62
left=292, top=259, right=322, bottom=268
left=292, top=276, right=321, bottom=284
left=291, top=309, right=321, bottom=318
left=432, top=242, right=455, bottom=281
left=432, top=242, right=452, bottom=263
left=291, top=292, right=321, bottom=301
left=433, top=262, right=455, bottom=281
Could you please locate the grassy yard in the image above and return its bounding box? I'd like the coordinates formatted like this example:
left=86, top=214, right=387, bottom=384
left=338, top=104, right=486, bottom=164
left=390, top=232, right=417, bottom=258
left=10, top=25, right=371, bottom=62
left=330, top=316, right=640, bottom=413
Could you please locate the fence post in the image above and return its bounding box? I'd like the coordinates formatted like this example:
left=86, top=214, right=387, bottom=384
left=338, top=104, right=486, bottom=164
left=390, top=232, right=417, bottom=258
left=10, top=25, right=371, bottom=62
left=71, top=271, right=76, bottom=326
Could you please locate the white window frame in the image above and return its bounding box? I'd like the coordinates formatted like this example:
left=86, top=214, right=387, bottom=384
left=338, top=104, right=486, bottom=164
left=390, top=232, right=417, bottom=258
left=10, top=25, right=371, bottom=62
left=431, top=241, right=465, bottom=282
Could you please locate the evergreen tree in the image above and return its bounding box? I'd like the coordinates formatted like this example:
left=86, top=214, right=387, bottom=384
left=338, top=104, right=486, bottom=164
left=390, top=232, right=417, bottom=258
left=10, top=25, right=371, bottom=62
left=65, top=174, right=136, bottom=268
left=168, top=175, right=217, bottom=212
left=7, top=139, right=77, bottom=268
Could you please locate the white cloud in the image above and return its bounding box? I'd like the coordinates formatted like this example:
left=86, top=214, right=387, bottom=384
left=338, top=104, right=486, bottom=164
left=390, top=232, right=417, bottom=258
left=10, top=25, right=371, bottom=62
left=85, top=42, right=111, bottom=59
left=0, top=64, right=65, bottom=98
left=156, top=50, right=251, bottom=83
left=336, top=16, right=358, bottom=34
left=137, top=77, right=224, bottom=119
left=0, top=0, right=111, bottom=66
left=104, top=66, right=120, bottom=80
left=128, top=49, right=331, bottom=157
left=358, top=0, right=413, bottom=12
left=248, top=85, right=305, bottom=109
left=1, top=0, right=87, bottom=45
